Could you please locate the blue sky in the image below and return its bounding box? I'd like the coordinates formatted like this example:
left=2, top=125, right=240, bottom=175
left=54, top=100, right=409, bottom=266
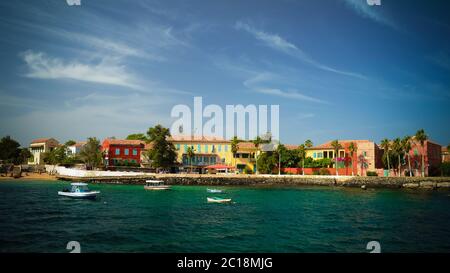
left=0, top=0, right=449, bottom=147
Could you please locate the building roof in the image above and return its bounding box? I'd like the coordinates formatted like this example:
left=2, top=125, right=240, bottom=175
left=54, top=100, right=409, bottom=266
left=310, top=140, right=371, bottom=150
left=237, top=142, right=256, bottom=150
left=31, top=138, right=58, bottom=144
left=284, top=144, right=299, bottom=150
left=72, top=142, right=87, bottom=147
left=169, top=135, right=230, bottom=143
left=103, top=139, right=145, bottom=146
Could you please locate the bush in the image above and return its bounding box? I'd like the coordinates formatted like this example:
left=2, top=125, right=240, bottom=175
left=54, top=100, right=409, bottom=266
left=243, top=167, right=253, bottom=174
left=367, top=171, right=378, bottom=176
left=441, top=162, right=450, bottom=177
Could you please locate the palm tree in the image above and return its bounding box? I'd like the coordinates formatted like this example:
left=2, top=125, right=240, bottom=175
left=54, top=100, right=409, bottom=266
left=380, top=138, right=391, bottom=175
left=330, top=140, right=342, bottom=176
left=415, top=129, right=428, bottom=177
left=186, top=146, right=195, bottom=173
left=230, top=136, right=239, bottom=172
left=298, top=144, right=306, bottom=175
left=402, top=136, right=413, bottom=177
left=392, top=138, right=402, bottom=177
left=305, top=139, right=313, bottom=148
left=348, top=142, right=356, bottom=176
left=252, top=136, right=263, bottom=174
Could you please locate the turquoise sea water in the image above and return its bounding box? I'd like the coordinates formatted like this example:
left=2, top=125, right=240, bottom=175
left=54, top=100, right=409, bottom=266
left=1, top=180, right=450, bottom=253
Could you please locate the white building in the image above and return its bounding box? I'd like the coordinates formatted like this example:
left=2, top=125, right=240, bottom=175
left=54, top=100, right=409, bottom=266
left=67, top=142, right=86, bottom=156
left=28, top=138, right=59, bottom=165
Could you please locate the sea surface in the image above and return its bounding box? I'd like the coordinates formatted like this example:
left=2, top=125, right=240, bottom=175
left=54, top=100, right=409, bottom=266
left=1, top=180, right=450, bottom=253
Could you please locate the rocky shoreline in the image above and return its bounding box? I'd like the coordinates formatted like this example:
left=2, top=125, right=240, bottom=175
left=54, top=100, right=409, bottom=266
left=55, top=174, right=450, bottom=190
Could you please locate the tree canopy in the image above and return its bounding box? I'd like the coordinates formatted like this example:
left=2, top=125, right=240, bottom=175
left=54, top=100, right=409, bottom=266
left=145, top=125, right=177, bottom=169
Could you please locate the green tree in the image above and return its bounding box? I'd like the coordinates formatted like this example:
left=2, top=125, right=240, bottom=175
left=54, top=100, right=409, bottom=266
left=305, top=139, right=313, bottom=148
left=391, top=138, right=403, bottom=177
left=380, top=138, right=391, bottom=174
left=348, top=142, right=356, bottom=176
left=126, top=133, right=148, bottom=141
left=330, top=140, right=342, bottom=176
left=415, top=129, right=428, bottom=177
left=145, top=125, right=177, bottom=169
left=252, top=136, right=263, bottom=174
left=79, top=137, right=104, bottom=169
left=17, top=148, right=33, bottom=165
left=43, top=145, right=68, bottom=165
left=186, top=146, right=195, bottom=173
left=0, top=136, right=21, bottom=163
left=65, top=140, right=76, bottom=146
left=256, top=152, right=277, bottom=174
left=402, top=136, right=413, bottom=177
left=297, top=144, right=306, bottom=175
left=230, top=136, right=240, bottom=171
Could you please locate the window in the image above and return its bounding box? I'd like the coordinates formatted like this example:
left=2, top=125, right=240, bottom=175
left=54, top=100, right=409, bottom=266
left=197, top=144, right=201, bottom=153
left=329, top=151, right=334, bottom=158
left=318, top=152, right=323, bottom=158
left=340, top=151, right=345, bottom=158
left=124, top=149, right=129, bottom=155
left=225, top=145, right=228, bottom=152
left=204, top=145, right=208, bottom=153
left=313, top=152, right=317, bottom=159
left=212, top=145, right=215, bottom=152
left=184, top=144, right=188, bottom=152
left=363, top=151, right=367, bottom=157
left=115, top=148, right=120, bottom=155
left=132, top=149, right=138, bottom=156
left=324, top=151, right=328, bottom=158
left=176, top=144, right=180, bottom=150
left=218, top=145, right=222, bottom=152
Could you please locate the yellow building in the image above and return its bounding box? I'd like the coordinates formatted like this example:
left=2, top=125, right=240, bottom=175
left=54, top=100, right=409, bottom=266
left=234, top=142, right=257, bottom=174
left=169, top=135, right=233, bottom=173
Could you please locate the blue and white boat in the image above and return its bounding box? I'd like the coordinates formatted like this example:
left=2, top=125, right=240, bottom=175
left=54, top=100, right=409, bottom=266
left=58, top=183, right=100, bottom=199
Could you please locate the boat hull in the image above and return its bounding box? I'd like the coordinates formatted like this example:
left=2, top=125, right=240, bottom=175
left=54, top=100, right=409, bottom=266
left=58, top=191, right=99, bottom=199
left=144, top=185, right=171, bottom=190
left=207, top=197, right=232, bottom=203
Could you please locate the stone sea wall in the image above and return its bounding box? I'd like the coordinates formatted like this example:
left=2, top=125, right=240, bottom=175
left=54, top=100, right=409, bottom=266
left=56, top=173, right=450, bottom=190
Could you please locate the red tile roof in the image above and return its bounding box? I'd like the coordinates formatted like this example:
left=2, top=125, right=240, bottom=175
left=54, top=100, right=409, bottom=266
left=104, top=139, right=145, bottom=146
left=310, top=140, right=370, bottom=150
left=31, top=138, right=57, bottom=144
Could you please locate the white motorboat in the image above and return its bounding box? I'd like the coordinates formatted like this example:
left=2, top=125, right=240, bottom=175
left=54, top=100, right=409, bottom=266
left=144, top=180, right=171, bottom=190
left=207, top=197, right=232, bottom=203
left=207, top=188, right=223, bottom=193
left=58, top=183, right=100, bottom=199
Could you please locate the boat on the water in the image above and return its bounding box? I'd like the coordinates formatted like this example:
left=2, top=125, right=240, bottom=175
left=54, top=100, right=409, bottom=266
left=207, top=197, right=232, bottom=203
left=207, top=188, right=223, bottom=193
left=58, top=183, right=100, bottom=199
left=144, top=180, right=171, bottom=190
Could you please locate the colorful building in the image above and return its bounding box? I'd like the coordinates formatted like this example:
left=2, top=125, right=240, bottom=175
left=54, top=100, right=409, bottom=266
left=169, top=135, right=233, bottom=173
left=28, top=138, right=59, bottom=165
left=442, top=146, right=450, bottom=163
left=405, top=139, right=442, bottom=176
left=306, top=140, right=383, bottom=176
left=234, top=142, right=257, bottom=173
left=102, top=139, right=144, bottom=167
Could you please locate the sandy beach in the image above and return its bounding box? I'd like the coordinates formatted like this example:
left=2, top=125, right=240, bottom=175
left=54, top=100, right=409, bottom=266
left=0, top=172, right=57, bottom=181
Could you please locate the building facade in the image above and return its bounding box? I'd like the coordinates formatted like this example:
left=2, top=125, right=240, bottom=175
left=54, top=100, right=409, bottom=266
left=170, top=135, right=233, bottom=173
left=406, top=139, right=442, bottom=176
left=67, top=142, right=86, bottom=156
left=28, top=138, right=59, bottom=165
left=102, top=139, right=144, bottom=167
left=306, top=140, right=383, bottom=176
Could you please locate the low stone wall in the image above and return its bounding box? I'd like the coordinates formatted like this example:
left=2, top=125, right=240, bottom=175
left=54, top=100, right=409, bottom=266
left=56, top=173, right=450, bottom=190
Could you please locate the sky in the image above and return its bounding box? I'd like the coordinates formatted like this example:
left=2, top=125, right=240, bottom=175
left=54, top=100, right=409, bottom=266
left=0, top=0, right=449, bottom=147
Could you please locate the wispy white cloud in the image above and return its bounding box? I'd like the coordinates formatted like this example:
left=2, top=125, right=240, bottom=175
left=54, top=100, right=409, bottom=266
left=21, top=50, right=141, bottom=89
left=342, top=0, right=398, bottom=30
left=235, top=21, right=367, bottom=79
left=243, top=72, right=329, bottom=104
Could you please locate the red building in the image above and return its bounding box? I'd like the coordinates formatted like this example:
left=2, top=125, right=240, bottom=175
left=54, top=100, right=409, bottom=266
left=406, top=139, right=442, bottom=176
left=102, top=139, right=145, bottom=166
